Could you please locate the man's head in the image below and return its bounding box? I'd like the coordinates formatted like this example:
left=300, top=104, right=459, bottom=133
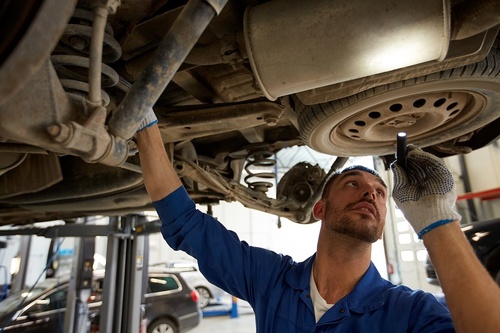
left=314, top=165, right=388, bottom=243
left=321, top=165, right=386, bottom=200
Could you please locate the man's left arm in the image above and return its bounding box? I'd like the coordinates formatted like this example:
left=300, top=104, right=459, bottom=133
left=422, top=221, right=500, bottom=333
left=391, top=147, right=500, bottom=333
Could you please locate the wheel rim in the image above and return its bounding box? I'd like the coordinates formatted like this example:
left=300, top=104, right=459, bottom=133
left=196, top=287, right=211, bottom=308
left=302, top=79, right=500, bottom=156
left=335, top=90, right=482, bottom=145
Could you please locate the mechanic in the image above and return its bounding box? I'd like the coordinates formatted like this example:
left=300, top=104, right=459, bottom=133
left=136, top=111, right=500, bottom=332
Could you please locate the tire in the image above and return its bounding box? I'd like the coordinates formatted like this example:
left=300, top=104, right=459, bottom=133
left=196, top=286, right=211, bottom=309
left=298, top=47, right=500, bottom=157
left=148, top=318, right=178, bottom=333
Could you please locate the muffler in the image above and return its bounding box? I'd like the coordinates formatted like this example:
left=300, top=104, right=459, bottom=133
left=244, top=0, right=450, bottom=101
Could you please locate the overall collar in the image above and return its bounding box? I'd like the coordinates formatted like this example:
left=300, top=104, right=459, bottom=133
left=286, top=254, right=389, bottom=314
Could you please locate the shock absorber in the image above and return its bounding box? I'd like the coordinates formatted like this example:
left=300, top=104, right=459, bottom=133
left=244, top=150, right=277, bottom=193
left=51, top=7, right=122, bottom=107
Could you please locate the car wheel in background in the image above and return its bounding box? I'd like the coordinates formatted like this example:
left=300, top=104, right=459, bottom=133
left=196, top=286, right=211, bottom=309
left=148, top=318, right=178, bottom=333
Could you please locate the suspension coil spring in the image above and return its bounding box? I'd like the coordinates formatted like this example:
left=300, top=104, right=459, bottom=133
left=51, top=7, right=122, bottom=106
left=244, top=150, right=277, bottom=193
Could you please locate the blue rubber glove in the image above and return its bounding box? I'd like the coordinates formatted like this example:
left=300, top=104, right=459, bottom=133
left=137, top=107, right=158, bottom=132
left=391, top=145, right=461, bottom=238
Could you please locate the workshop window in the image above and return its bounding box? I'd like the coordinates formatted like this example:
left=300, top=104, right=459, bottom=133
left=398, top=233, right=412, bottom=244
left=396, top=221, right=410, bottom=232
left=416, top=250, right=427, bottom=262
left=400, top=250, right=415, bottom=262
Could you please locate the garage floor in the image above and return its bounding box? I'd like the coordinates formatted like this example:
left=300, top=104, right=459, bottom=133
left=190, top=297, right=256, bottom=332
left=190, top=313, right=256, bottom=332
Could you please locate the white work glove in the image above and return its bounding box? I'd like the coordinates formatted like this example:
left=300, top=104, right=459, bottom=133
left=391, top=145, right=461, bottom=239
left=137, top=107, right=158, bottom=132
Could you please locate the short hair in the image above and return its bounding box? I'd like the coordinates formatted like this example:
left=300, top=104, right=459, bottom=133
left=321, top=165, right=386, bottom=199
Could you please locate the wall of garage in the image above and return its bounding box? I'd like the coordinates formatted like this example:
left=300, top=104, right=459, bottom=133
left=447, top=140, right=500, bottom=221
left=0, top=236, right=19, bottom=288
left=454, top=141, right=500, bottom=193
left=148, top=196, right=322, bottom=264
left=0, top=230, right=53, bottom=288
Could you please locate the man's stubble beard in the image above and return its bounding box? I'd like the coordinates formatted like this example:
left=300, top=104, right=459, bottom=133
left=324, top=200, right=384, bottom=243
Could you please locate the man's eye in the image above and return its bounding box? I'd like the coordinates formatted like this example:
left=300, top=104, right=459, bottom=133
left=346, top=181, right=357, bottom=187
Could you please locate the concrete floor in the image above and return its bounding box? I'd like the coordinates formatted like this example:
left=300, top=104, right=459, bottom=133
left=190, top=297, right=256, bottom=333
left=189, top=313, right=256, bottom=333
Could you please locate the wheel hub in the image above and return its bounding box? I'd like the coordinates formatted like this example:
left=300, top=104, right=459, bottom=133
left=386, top=115, right=418, bottom=128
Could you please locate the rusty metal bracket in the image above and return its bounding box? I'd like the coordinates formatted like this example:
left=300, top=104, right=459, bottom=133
left=47, top=106, right=129, bottom=166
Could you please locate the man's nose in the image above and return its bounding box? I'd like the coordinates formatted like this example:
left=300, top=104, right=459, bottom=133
left=363, top=188, right=376, bottom=200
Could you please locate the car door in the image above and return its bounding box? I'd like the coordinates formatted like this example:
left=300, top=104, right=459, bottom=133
left=7, top=287, right=68, bottom=333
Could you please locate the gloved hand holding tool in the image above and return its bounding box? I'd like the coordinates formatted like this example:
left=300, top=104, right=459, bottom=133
left=391, top=144, right=461, bottom=239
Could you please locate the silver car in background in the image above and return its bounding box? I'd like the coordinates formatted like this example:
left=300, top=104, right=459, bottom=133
left=151, top=261, right=227, bottom=309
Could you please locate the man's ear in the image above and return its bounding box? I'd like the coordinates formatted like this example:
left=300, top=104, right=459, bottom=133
left=312, top=200, right=324, bottom=220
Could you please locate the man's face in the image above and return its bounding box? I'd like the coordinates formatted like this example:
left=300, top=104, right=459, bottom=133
left=314, top=170, right=388, bottom=243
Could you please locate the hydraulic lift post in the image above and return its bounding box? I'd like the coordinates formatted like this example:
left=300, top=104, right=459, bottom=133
left=0, top=214, right=158, bottom=333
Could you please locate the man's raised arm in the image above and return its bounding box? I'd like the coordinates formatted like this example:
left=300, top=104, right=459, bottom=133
left=136, top=120, right=182, bottom=201
left=391, top=146, right=500, bottom=333
left=424, top=222, right=500, bottom=332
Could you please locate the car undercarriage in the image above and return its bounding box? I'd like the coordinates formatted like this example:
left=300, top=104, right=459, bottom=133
left=0, top=0, right=499, bottom=226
